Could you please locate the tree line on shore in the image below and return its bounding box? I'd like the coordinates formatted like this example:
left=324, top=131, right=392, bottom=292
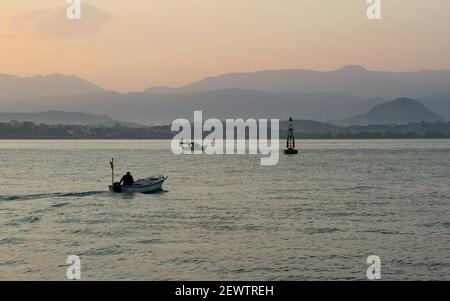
left=1, top=120, right=450, bottom=139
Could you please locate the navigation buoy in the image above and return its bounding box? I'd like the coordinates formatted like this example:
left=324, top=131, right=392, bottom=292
left=284, top=117, right=299, bottom=155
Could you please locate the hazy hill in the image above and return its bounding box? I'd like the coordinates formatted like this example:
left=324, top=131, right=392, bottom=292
left=1, top=67, right=449, bottom=125
left=146, top=66, right=450, bottom=99
left=0, top=90, right=374, bottom=125
left=341, top=98, right=444, bottom=125
left=365, top=97, right=387, bottom=107
left=420, top=91, right=450, bottom=120
left=0, top=74, right=104, bottom=100
left=0, top=111, right=143, bottom=127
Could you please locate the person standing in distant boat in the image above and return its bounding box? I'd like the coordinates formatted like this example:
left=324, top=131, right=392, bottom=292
left=120, top=172, right=135, bottom=186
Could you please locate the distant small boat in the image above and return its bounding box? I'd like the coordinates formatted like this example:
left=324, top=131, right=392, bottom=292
left=190, top=142, right=205, bottom=151
left=109, top=176, right=167, bottom=194
left=180, top=140, right=205, bottom=151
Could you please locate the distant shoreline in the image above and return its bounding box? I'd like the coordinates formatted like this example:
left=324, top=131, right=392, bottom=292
left=1, top=120, right=450, bottom=139
left=1, top=138, right=450, bottom=140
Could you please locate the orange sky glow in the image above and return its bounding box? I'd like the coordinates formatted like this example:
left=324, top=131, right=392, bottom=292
left=1, top=0, right=450, bottom=92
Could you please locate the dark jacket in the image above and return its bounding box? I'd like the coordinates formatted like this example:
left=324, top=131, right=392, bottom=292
left=120, top=174, right=134, bottom=186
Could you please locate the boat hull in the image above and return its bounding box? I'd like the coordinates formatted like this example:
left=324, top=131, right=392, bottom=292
left=109, top=176, right=167, bottom=194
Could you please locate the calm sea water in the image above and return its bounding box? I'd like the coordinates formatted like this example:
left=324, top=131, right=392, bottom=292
left=0, top=139, right=449, bottom=280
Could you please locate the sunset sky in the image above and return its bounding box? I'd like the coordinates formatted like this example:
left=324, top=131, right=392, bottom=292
left=1, top=0, right=450, bottom=92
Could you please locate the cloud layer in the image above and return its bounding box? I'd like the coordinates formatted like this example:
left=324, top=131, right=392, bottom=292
left=9, top=3, right=112, bottom=38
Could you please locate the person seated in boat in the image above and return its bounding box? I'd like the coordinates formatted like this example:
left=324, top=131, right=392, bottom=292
left=120, top=172, right=135, bottom=186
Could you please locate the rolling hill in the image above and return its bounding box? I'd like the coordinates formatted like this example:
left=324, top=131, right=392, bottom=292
left=420, top=91, right=450, bottom=120
left=0, top=90, right=374, bottom=125
left=340, top=98, right=444, bottom=125
left=0, top=74, right=105, bottom=100
left=146, top=65, right=450, bottom=100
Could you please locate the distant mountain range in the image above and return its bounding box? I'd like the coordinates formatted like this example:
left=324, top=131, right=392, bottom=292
left=340, top=98, right=444, bottom=125
left=0, top=74, right=104, bottom=100
left=0, top=90, right=380, bottom=124
left=0, top=66, right=449, bottom=125
left=146, top=65, right=450, bottom=99
left=0, top=98, right=439, bottom=128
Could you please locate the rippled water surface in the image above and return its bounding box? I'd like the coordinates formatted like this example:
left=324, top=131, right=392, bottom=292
left=0, top=140, right=449, bottom=280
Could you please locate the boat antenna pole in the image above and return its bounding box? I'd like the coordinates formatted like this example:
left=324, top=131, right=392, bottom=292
left=110, top=158, right=114, bottom=185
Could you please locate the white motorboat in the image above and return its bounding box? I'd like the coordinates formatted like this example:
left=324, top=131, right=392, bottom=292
left=109, top=175, right=167, bottom=194
left=181, top=141, right=205, bottom=151
left=108, top=158, right=167, bottom=194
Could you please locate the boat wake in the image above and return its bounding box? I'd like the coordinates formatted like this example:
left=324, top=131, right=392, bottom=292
left=0, top=191, right=106, bottom=202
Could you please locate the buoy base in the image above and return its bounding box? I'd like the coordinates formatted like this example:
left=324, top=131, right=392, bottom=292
left=284, top=148, right=298, bottom=155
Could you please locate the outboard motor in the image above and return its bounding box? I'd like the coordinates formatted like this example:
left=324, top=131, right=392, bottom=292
left=112, top=182, right=123, bottom=193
